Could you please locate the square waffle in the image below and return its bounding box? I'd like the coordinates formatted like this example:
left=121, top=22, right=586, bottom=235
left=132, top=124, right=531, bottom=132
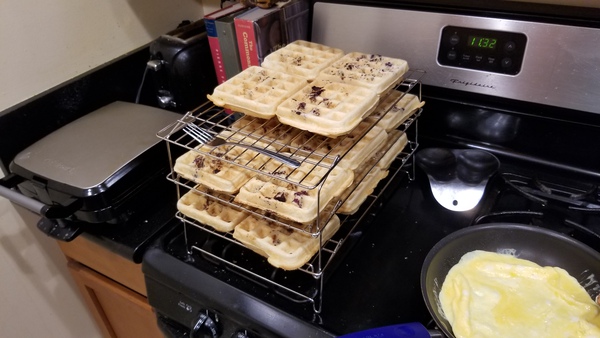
left=367, top=91, right=425, bottom=132
left=233, top=213, right=341, bottom=270
left=177, top=186, right=248, bottom=232
left=338, top=167, right=389, bottom=215
left=261, top=40, right=345, bottom=81
left=275, top=78, right=379, bottom=137
left=234, top=160, right=354, bottom=224
left=207, top=66, right=306, bottom=119
left=173, top=144, right=267, bottom=194
left=335, top=124, right=388, bottom=170
left=291, top=121, right=388, bottom=171
left=376, top=130, right=409, bottom=170
left=318, top=52, right=409, bottom=95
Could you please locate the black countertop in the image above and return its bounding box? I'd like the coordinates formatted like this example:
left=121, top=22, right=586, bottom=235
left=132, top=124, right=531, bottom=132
left=0, top=47, right=182, bottom=263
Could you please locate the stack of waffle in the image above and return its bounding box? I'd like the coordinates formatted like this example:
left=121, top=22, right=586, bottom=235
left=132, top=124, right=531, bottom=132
left=174, top=40, right=423, bottom=270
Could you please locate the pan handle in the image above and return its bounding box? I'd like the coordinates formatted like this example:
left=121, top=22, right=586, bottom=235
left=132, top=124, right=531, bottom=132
left=338, top=322, right=442, bottom=338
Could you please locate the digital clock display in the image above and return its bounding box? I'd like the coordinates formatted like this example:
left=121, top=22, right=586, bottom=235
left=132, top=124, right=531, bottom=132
left=467, top=35, right=498, bottom=49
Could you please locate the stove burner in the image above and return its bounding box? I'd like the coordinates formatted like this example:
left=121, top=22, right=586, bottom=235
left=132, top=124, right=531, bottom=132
left=474, top=172, right=600, bottom=250
left=502, top=172, right=600, bottom=211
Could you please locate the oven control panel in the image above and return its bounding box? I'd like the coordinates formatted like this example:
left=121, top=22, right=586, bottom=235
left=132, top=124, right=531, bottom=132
left=437, top=26, right=527, bottom=75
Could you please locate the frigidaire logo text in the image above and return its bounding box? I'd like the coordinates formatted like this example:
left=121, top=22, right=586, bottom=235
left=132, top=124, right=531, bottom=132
left=450, top=79, right=496, bottom=90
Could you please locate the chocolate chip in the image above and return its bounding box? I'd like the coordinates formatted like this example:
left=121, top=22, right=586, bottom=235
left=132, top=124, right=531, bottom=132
left=274, top=192, right=287, bottom=202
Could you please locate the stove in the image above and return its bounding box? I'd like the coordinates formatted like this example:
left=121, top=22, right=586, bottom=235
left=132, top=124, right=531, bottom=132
left=142, top=1, right=600, bottom=337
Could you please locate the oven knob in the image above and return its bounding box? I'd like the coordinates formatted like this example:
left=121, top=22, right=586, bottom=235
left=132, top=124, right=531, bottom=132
left=191, top=310, right=221, bottom=338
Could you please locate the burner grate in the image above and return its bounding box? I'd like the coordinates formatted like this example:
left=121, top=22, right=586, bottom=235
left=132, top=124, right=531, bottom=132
left=474, top=171, right=600, bottom=250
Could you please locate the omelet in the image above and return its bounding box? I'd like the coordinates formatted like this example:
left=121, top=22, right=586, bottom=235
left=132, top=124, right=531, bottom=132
left=439, top=250, right=600, bottom=338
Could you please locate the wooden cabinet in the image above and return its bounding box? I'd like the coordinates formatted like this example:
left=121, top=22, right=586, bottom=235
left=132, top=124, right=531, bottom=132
left=58, top=236, right=163, bottom=338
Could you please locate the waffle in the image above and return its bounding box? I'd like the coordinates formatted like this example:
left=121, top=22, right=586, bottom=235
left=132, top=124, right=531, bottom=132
left=336, top=124, right=388, bottom=170
left=338, top=167, right=389, bottom=215
left=275, top=78, right=379, bottom=137
left=222, top=116, right=301, bottom=151
left=207, top=66, right=306, bottom=119
left=376, top=130, right=408, bottom=170
left=368, top=91, right=425, bottom=132
left=290, top=121, right=387, bottom=170
left=261, top=40, right=345, bottom=81
left=177, top=186, right=248, bottom=232
left=233, top=213, right=341, bottom=270
left=234, top=161, right=354, bottom=223
left=173, top=145, right=266, bottom=194
left=319, top=52, right=409, bottom=95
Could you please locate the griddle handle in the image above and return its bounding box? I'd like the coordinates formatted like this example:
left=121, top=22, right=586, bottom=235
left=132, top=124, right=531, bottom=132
left=0, top=180, right=48, bottom=215
left=0, top=174, right=81, bottom=219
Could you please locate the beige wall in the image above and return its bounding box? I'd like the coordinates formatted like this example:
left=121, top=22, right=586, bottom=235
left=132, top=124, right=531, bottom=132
left=0, top=0, right=212, bottom=113
left=0, top=0, right=219, bottom=336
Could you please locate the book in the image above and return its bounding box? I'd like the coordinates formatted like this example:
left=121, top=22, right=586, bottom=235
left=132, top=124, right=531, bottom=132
left=234, top=6, right=283, bottom=70
left=278, top=0, right=310, bottom=44
left=204, top=3, right=247, bottom=84
left=215, top=8, right=250, bottom=80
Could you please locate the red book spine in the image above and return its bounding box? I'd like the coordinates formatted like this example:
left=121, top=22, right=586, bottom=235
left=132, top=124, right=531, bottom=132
left=206, top=18, right=227, bottom=84
left=234, top=19, right=259, bottom=70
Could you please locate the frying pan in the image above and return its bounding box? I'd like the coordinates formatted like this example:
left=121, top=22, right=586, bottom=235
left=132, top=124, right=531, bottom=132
left=340, top=223, right=600, bottom=338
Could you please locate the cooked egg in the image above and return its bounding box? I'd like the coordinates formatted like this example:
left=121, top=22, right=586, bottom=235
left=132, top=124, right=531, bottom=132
left=440, top=250, right=600, bottom=338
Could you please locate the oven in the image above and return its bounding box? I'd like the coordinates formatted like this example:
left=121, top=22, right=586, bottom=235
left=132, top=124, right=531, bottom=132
left=142, top=1, right=600, bottom=337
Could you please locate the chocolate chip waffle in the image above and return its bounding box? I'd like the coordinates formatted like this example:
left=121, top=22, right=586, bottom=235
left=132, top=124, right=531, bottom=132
left=290, top=121, right=388, bottom=170
left=338, top=167, right=389, bottom=215
left=367, top=91, right=424, bottom=132
left=261, top=40, right=345, bottom=81
left=336, top=124, right=388, bottom=170
left=319, top=52, right=409, bottom=95
left=275, top=78, right=379, bottom=137
left=173, top=145, right=268, bottom=194
left=376, top=130, right=409, bottom=170
left=233, top=213, right=341, bottom=270
left=177, top=186, right=248, bottom=232
left=234, top=161, right=354, bottom=224
left=207, top=66, right=307, bottom=119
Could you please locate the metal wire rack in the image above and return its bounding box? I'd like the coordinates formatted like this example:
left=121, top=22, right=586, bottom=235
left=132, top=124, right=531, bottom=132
left=156, top=70, right=425, bottom=312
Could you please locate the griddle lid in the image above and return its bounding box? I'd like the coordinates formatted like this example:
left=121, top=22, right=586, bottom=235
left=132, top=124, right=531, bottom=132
left=11, top=101, right=179, bottom=195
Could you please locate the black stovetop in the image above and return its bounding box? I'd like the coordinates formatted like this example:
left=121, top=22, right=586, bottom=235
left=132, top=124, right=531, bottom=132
left=144, top=157, right=600, bottom=337
left=142, top=89, right=600, bottom=337
left=143, top=166, right=468, bottom=336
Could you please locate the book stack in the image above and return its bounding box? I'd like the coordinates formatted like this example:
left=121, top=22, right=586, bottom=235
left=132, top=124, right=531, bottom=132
left=206, top=0, right=310, bottom=80
left=204, top=3, right=247, bottom=84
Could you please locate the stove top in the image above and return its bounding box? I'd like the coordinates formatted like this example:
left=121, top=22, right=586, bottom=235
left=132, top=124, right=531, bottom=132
left=143, top=147, right=600, bottom=336
left=141, top=3, right=600, bottom=337
left=142, top=88, right=600, bottom=335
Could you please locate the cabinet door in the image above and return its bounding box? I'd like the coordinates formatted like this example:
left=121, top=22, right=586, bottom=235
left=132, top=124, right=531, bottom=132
left=67, top=260, right=163, bottom=338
